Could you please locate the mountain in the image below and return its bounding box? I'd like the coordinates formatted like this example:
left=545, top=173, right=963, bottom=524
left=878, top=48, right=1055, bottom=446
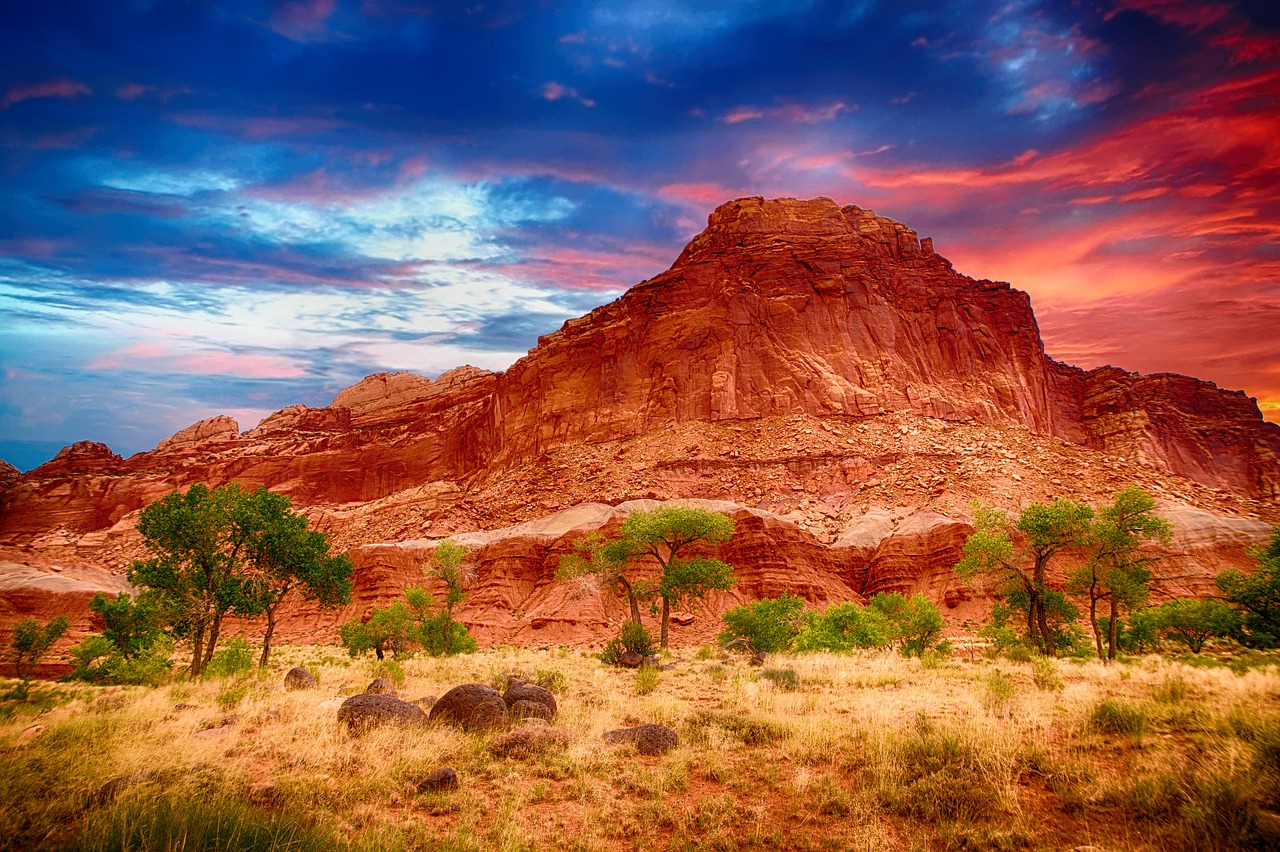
left=2, top=197, right=1276, bottom=649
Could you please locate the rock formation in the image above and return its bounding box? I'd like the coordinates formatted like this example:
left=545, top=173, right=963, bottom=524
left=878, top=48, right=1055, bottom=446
left=0, top=196, right=1276, bottom=653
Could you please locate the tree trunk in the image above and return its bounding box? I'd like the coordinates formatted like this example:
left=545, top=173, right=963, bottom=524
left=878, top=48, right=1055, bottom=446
left=660, top=596, right=671, bottom=649
left=201, top=611, right=223, bottom=675
left=1107, top=597, right=1120, bottom=661
left=1036, top=593, right=1056, bottom=657
left=189, top=620, right=207, bottom=678
left=259, top=605, right=277, bottom=668
left=1025, top=591, right=1039, bottom=651
left=619, top=577, right=642, bottom=625
left=1089, top=590, right=1104, bottom=662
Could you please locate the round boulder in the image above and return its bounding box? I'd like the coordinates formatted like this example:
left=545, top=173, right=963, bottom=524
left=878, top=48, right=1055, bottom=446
left=428, top=683, right=509, bottom=731
left=284, top=667, right=317, bottom=691
left=415, top=767, right=460, bottom=793
left=503, top=681, right=557, bottom=719
left=509, top=699, right=553, bottom=722
left=602, top=724, right=679, bottom=756
left=365, top=677, right=398, bottom=696
left=337, top=693, right=427, bottom=734
left=618, top=650, right=644, bottom=668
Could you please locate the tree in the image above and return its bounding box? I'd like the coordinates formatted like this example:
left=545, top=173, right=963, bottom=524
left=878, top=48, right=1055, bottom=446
left=560, top=507, right=736, bottom=649
left=867, top=592, right=945, bottom=657
left=1152, top=598, right=1240, bottom=653
left=1069, top=488, right=1171, bottom=662
left=1217, top=526, right=1280, bottom=649
left=720, top=595, right=807, bottom=654
left=129, top=483, right=351, bottom=676
left=88, top=592, right=164, bottom=662
left=339, top=601, right=418, bottom=660
left=422, top=539, right=472, bottom=654
left=238, top=489, right=353, bottom=666
left=8, top=615, right=69, bottom=679
left=956, top=499, right=1093, bottom=656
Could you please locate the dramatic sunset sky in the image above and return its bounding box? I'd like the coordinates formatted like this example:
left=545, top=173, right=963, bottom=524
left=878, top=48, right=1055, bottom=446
left=2, top=1, right=1278, bottom=470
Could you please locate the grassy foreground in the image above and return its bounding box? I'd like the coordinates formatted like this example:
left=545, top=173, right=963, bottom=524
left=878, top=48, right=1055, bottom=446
left=3, top=646, right=1280, bottom=851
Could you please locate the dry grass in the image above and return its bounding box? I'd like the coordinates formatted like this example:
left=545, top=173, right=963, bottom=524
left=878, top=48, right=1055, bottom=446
left=3, top=647, right=1280, bottom=851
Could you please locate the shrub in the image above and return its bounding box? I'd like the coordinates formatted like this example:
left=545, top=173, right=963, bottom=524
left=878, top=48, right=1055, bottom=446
left=204, top=638, right=255, bottom=679
left=599, top=621, right=656, bottom=666
left=1031, top=655, right=1064, bottom=691
left=795, top=601, right=890, bottom=652
left=686, top=709, right=790, bottom=746
left=531, top=666, right=568, bottom=692
left=635, top=664, right=659, bottom=695
left=867, top=592, right=944, bottom=657
left=719, top=595, right=806, bottom=654
left=1090, top=699, right=1146, bottom=736
left=369, top=657, right=406, bottom=688
left=760, top=668, right=800, bottom=690
left=983, top=669, right=1017, bottom=715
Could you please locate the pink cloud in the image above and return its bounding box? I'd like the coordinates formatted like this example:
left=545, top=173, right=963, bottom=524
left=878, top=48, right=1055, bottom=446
left=721, top=100, right=850, bottom=126
left=170, top=111, right=341, bottom=138
left=541, top=81, right=595, bottom=108
left=1107, top=0, right=1232, bottom=31
left=3, top=78, right=91, bottom=109
left=89, top=342, right=305, bottom=379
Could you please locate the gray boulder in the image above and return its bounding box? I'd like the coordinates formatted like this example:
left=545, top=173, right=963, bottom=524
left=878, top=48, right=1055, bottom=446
left=602, top=723, right=679, bottom=756
left=365, top=677, right=398, bottom=696
left=284, top=667, right=317, bottom=690
left=503, top=681, right=557, bottom=719
left=428, top=683, right=509, bottom=731
left=338, top=693, right=427, bottom=734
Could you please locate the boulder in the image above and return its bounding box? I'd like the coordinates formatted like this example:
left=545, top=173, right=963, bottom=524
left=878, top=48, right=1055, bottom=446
left=284, top=667, right=317, bottom=691
left=365, top=677, right=397, bottom=696
left=415, top=767, right=459, bottom=792
left=508, top=699, right=554, bottom=722
left=602, top=724, right=679, bottom=756
left=502, top=681, right=557, bottom=719
left=337, top=694, right=427, bottom=734
left=428, top=683, right=509, bottom=731
left=618, top=650, right=644, bottom=668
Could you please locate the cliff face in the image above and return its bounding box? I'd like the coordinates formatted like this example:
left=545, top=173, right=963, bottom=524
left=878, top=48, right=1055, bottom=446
left=1, top=196, right=1277, bottom=651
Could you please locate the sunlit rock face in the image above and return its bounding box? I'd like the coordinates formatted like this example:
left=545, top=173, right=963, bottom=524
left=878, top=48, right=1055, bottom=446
left=1, top=196, right=1277, bottom=649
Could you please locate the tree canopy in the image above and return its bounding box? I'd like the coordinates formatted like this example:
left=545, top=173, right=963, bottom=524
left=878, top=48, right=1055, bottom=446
left=1217, top=526, right=1280, bottom=649
left=129, top=483, right=352, bottom=676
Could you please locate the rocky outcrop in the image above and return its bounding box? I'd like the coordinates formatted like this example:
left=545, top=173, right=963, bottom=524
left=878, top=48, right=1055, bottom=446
left=0, top=460, right=19, bottom=486
left=155, top=416, right=240, bottom=452
left=1, top=196, right=1277, bottom=653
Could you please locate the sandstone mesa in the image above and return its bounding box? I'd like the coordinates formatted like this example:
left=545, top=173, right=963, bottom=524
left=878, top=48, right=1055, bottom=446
left=1, top=196, right=1277, bottom=653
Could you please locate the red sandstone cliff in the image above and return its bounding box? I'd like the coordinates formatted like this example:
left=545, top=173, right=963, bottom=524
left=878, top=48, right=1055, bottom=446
left=1, top=196, right=1277, bottom=650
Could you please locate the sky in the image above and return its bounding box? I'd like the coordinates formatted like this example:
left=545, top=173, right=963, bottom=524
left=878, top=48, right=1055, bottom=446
left=2, top=1, right=1278, bottom=471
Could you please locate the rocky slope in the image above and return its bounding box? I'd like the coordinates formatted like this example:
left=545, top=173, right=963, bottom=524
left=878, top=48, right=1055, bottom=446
left=1, top=196, right=1277, bottom=651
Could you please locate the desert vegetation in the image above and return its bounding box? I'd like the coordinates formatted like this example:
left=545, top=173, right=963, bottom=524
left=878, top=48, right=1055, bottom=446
left=4, top=643, right=1280, bottom=851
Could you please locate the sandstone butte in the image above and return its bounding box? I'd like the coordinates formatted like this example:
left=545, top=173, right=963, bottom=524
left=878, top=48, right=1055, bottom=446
left=1, top=196, right=1278, bottom=656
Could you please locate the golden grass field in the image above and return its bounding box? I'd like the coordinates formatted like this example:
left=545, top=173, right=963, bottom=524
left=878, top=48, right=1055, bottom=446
left=3, top=645, right=1280, bottom=851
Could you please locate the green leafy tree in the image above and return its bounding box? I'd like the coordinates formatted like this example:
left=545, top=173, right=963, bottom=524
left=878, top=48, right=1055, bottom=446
left=88, top=592, right=163, bottom=661
left=719, top=594, right=807, bottom=654
left=8, top=615, right=69, bottom=679
left=867, top=592, right=945, bottom=657
left=422, top=540, right=472, bottom=654
left=1217, top=527, right=1280, bottom=648
left=561, top=508, right=735, bottom=649
left=339, top=601, right=418, bottom=660
left=795, top=601, right=891, bottom=653
left=239, top=490, right=354, bottom=666
left=956, top=499, right=1093, bottom=656
left=1068, top=488, right=1172, bottom=662
left=129, top=483, right=352, bottom=676
left=1152, top=598, right=1241, bottom=653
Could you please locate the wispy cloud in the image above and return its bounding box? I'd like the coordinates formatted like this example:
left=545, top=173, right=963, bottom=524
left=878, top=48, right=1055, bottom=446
left=3, top=78, right=91, bottom=109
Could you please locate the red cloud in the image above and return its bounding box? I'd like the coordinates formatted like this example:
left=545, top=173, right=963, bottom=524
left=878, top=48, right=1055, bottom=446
left=3, top=78, right=91, bottom=109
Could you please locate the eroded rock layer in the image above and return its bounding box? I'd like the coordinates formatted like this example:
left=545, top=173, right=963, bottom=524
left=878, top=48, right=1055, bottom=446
left=1, top=196, right=1277, bottom=651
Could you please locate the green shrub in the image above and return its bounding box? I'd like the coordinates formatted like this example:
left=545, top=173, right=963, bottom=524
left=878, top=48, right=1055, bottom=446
left=1090, top=698, right=1146, bottom=736
left=217, top=682, right=249, bottom=710
left=760, top=668, right=800, bottom=690
left=66, top=634, right=173, bottom=686
left=867, top=592, right=944, bottom=657
left=8, top=615, right=69, bottom=678
left=795, top=601, right=890, bottom=652
left=531, top=666, right=568, bottom=693
left=370, top=657, right=406, bottom=688
left=983, top=669, right=1018, bottom=715
left=1031, top=655, right=1064, bottom=691
left=635, top=664, right=659, bottom=695
left=599, top=621, right=656, bottom=666
left=719, top=595, right=806, bottom=654
left=686, top=709, right=790, bottom=746
left=204, top=638, right=255, bottom=679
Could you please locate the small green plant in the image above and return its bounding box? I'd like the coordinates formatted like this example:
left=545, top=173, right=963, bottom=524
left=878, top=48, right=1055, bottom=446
left=920, top=649, right=946, bottom=670
left=204, top=638, right=255, bottom=679
left=1152, top=673, right=1191, bottom=704
left=635, top=664, right=660, bottom=695
left=983, top=669, right=1017, bottom=715
left=760, top=667, right=800, bottom=691
left=694, top=645, right=716, bottom=660
left=600, top=620, right=656, bottom=666
left=686, top=709, right=790, bottom=746
left=369, top=657, right=406, bottom=688
left=1031, top=655, right=1064, bottom=691
left=1090, top=698, right=1146, bottom=736
left=531, top=666, right=568, bottom=692
left=719, top=594, right=806, bottom=654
